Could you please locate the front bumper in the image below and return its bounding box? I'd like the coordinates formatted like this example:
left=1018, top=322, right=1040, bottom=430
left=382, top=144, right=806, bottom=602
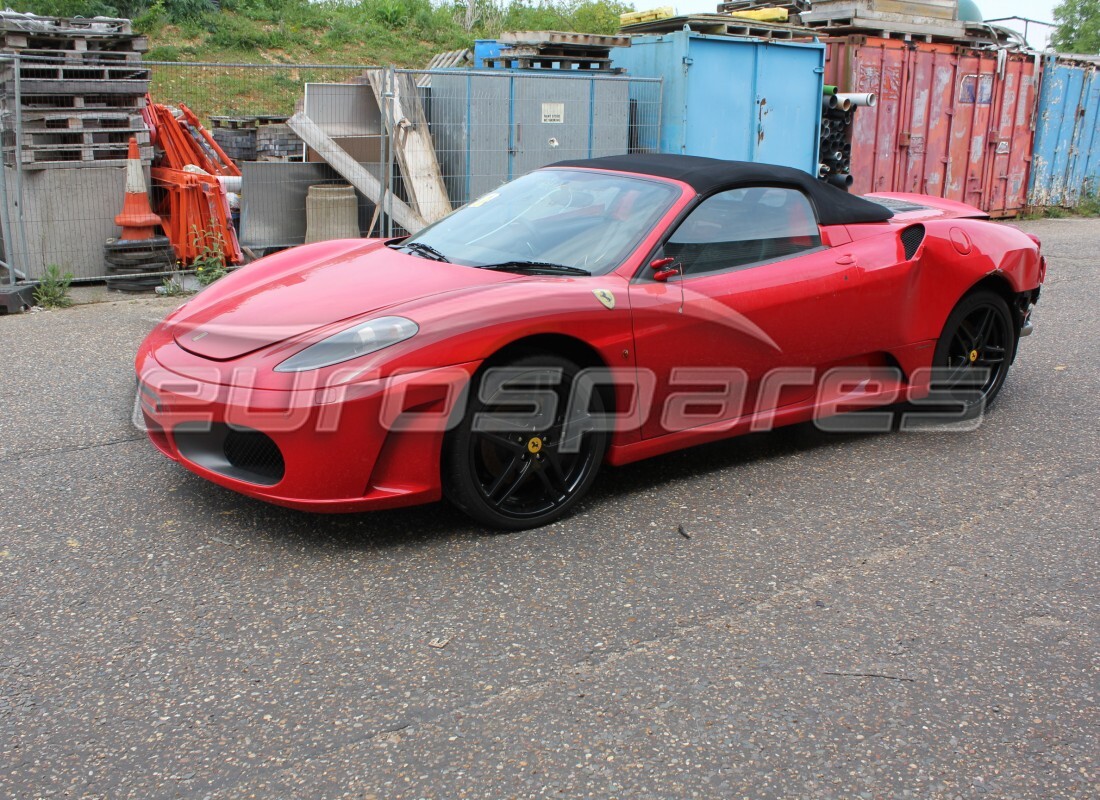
left=137, top=355, right=478, bottom=513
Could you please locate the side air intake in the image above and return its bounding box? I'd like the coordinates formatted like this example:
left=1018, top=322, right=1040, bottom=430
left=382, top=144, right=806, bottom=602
left=900, top=224, right=925, bottom=260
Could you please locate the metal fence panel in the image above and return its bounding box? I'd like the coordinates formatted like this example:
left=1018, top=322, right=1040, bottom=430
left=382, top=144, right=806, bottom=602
left=0, top=58, right=661, bottom=288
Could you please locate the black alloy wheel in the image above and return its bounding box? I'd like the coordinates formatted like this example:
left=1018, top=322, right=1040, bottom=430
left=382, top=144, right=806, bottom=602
left=931, top=289, right=1016, bottom=415
left=443, top=354, right=608, bottom=530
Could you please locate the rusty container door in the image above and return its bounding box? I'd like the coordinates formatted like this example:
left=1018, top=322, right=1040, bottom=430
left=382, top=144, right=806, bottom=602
left=824, top=37, right=1038, bottom=217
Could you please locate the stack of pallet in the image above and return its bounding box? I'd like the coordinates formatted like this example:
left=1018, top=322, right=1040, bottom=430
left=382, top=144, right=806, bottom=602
left=256, top=120, right=303, bottom=161
left=717, top=0, right=809, bottom=16
left=800, top=0, right=968, bottom=42
left=211, top=116, right=259, bottom=163
left=483, top=31, right=630, bottom=72
left=620, top=12, right=816, bottom=39
left=211, top=115, right=302, bottom=163
left=0, top=11, right=151, bottom=169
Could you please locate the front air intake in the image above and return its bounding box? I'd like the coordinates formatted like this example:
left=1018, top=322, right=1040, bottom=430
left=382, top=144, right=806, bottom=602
left=173, top=423, right=285, bottom=486
left=901, top=224, right=925, bottom=260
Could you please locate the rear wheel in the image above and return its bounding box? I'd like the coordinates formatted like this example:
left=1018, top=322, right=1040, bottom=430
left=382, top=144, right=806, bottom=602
left=443, top=354, right=608, bottom=530
left=931, top=289, right=1016, bottom=415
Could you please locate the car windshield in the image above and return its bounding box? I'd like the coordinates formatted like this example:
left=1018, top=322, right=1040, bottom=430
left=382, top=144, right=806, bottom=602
left=399, top=169, right=680, bottom=275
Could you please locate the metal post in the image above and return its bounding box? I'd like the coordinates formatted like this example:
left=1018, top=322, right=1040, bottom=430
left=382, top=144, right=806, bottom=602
left=0, top=157, right=15, bottom=286
left=11, top=54, right=30, bottom=279
left=0, top=59, right=16, bottom=286
left=383, top=66, right=396, bottom=238
left=655, top=78, right=663, bottom=155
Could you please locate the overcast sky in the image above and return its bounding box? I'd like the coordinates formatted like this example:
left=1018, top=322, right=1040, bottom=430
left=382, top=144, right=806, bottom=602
left=670, top=0, right=1061, bottom=48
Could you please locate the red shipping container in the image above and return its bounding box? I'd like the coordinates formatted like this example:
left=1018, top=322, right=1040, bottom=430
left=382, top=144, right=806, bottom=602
left=823, top=36, right=1040, bottom=217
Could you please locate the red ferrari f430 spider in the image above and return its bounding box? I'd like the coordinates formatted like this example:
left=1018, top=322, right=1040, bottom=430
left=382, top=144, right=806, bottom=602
left=137, top=155, right=1045, bottom=529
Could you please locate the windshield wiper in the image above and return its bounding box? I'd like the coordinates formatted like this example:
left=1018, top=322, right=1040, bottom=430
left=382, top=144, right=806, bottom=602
left=476, top=260, right=591, bottom=276
left=396, top=241, right=450, bottom=262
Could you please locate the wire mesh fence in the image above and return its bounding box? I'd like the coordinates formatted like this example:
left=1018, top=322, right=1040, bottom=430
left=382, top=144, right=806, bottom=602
left=0, top=57, right=662, bottom=290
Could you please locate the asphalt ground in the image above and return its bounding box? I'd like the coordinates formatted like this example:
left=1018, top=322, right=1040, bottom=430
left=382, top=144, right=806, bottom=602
left=0, top=218, right=1096, bottom=799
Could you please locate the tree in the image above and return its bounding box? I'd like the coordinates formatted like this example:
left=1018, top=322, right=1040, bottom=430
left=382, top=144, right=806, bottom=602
left=1052, top=0, right=1100, bottom=53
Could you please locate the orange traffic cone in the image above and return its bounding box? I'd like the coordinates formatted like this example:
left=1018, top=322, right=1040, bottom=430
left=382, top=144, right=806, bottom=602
left=115, top=137, right=161, bottom=240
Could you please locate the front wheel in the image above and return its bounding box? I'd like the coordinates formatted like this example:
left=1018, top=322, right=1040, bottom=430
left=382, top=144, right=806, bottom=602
left=931, top=289, right=1016, bottom=415
left=443, top=354, right=608, bottom=530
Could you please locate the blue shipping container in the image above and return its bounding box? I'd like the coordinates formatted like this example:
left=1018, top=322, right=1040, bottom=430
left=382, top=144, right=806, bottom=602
left=1030, top=56, right=1100, bottom=206
left=612, top=31, right=824, bottom=175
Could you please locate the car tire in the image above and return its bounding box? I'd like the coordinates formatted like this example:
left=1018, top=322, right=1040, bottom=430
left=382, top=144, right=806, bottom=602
left=443, top=353, right=608, bottom=531
left=931, top=289, right=1017, bottom=416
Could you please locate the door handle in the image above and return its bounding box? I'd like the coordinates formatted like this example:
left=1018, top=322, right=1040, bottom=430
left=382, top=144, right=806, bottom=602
left=835, top=253, right=856, bottom=265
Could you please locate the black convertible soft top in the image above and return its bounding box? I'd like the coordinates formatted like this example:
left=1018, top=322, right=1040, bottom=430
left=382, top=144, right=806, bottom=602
left=549, top=154, right=893, bottom=226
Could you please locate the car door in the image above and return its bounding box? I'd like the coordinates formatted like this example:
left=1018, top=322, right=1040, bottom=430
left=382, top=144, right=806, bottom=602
left=628, top=186, right=869, bottom=439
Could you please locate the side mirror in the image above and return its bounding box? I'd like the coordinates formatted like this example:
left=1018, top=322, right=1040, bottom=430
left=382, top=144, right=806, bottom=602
left=650, top=256, right=679, bottom=282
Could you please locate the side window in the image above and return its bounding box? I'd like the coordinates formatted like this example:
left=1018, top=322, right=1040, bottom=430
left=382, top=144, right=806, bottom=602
left=663, top=187, right=821, bottom=277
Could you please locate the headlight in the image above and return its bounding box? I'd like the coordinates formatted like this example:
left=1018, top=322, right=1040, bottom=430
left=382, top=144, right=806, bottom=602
left=274, top=316, right=418, bottom=373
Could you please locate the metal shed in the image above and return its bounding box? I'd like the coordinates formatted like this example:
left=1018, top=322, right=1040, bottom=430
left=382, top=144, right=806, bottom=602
left=1029, top=55, right=1100, bottom=207
left=824, top=36, right=1040, bottom=217
left=611, top=31, right=825, bottom=175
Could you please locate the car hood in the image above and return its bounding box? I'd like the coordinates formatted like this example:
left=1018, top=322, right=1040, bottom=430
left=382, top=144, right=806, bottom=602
left=170, top=240, right=513, bottom=361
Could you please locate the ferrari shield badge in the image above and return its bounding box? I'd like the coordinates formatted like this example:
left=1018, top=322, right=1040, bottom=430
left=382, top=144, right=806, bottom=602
left=593, top=289, right=616, bottom=310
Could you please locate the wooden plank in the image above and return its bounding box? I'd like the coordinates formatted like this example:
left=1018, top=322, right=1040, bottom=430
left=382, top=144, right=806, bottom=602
left=287, top=111, right=426, bottom=234
left=365, top=70, right=451, bottom=224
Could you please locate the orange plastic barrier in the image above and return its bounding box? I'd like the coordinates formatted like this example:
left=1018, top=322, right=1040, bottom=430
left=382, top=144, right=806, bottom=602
left=143, top=98, right=242, bottom=265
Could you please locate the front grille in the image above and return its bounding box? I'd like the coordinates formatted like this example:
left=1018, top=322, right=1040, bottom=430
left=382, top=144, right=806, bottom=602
left=900, top=224, right=926, bottom=260
left=223, top=430, right=285, bottom=483
left=173, top=422, right=285, bottom=486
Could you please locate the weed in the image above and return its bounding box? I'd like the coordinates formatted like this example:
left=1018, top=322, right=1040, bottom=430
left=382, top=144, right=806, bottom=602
left=190, top=226, right=229, bottom=286
left=159, top=275, right=189, bottom=296
left=33, top=264, right=74, bottom=309
left=1075, top=193, right=1100, bottom=217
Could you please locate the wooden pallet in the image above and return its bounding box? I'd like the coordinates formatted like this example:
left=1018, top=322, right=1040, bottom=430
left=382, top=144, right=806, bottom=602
left=12, top=62, right=151, bottom=81
left=0, top=32, right=147, bottom=53
left=498, top=30, right=631, bottom=48
left=10, top=93, right=147, bottom=111
left=19, top=125, right=147, bottom=146
left=15, top=111, right=145, bottom=131
left=3, top=47, right=143, bottom=63
left=719, top=0, right=808, bottom=12
left=800, top=6, right=967, bottom=40
left=1, top=77, right=150, bottom=96
left=210, top=114, right=290, bottom=130
left=500, top=44, right=613, bottom=59
left=481, top=55, right=619, bottom=71
left=802, top=18, right=977, bottom=43
left=8, top=141, right=153, bottom=167
left=0, top=12, right=133, bottom=34
left=621, top=14, right=818, bottom=39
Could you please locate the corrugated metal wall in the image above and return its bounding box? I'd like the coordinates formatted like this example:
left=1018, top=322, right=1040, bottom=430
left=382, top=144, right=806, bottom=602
left=824, top=36, right=1039, bottom=217
left=1029, top=56, right=1100, bottom=207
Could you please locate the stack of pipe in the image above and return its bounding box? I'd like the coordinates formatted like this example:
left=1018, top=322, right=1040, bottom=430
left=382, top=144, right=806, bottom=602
left=818, top=86, right=875, bottom=191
